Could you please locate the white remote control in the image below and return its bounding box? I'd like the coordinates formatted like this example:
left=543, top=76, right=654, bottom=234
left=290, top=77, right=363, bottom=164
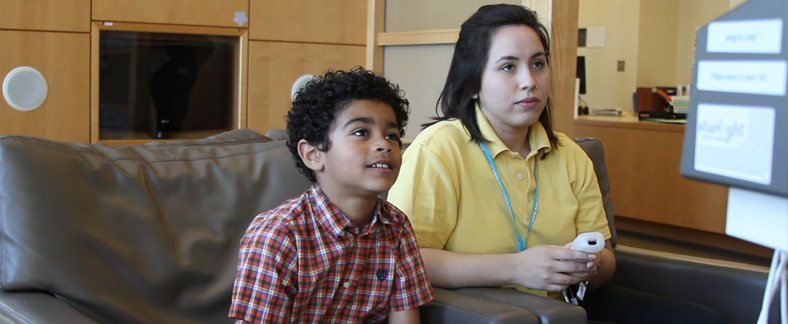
left=565, top=232, right=604, bottom=303
left=569, top=232, right=605, bottom=253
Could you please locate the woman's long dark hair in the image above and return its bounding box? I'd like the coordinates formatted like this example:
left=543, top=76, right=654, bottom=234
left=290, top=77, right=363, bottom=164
left=426, top=4, right=559, bottom=152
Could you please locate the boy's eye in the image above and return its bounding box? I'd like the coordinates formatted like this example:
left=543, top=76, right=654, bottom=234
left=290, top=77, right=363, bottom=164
left=386, top=133, right=401, bottom=141
left=352, top=129, right=368, bottom=136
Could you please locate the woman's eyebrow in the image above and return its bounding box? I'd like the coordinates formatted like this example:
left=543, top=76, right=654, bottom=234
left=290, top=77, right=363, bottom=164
left=531, top=51, right=547, bottom=59
left=494, top=55, right=519, bottom=64
left=494, top=52, right=546, bottom=64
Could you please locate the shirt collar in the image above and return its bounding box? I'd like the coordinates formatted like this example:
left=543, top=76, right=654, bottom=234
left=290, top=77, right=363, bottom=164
left=309, top=185, right=398, bottom=237
left=474, top=103, right=552, bottom=159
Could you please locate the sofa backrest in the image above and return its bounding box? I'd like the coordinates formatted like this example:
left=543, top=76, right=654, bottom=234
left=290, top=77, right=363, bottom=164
left=0, top=129, right=313, bottom=324
left=572, top=137, right=617, bottom=246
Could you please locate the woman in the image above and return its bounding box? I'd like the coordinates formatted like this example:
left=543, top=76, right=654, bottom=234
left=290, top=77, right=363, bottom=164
left=388, top=4, right=723, bottom=324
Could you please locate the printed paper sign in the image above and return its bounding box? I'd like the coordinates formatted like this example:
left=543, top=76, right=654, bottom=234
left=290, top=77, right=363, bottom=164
left=726, top=187, right=788, bottom=251
left=586, top=27, right=606, bottom=48
left=694, top=104, right=775, bottom=185
left=696, top=60, right=787, bottom=96
left=707, top=19, right=783, bottom=54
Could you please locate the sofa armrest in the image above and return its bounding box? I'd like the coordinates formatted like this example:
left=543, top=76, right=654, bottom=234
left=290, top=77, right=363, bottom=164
left=453, top=287, right=586, bottom=324
left=0, top=290, right=98, bottom=324
left=612, top=245, right=776, bottom=324
left=421, top=288, right=539, bottom=324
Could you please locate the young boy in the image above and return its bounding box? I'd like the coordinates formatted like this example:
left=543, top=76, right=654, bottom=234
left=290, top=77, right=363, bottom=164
left=229, top=68, right=434, bottom=324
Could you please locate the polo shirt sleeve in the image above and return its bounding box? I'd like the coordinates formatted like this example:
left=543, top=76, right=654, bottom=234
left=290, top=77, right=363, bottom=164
left=570, top=149, right=612, bottom=240
left=388, top=142, right=459, bottom=249
left=229, top=217, right=298, bottom=323
left=389, top=218, right=435, bottom=312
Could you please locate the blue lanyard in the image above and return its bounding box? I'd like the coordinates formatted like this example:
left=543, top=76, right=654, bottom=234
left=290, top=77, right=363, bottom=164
left=480, top=142, right=539, bottom=252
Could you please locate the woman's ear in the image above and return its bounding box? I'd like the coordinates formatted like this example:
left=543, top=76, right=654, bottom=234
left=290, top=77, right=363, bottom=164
left=472, top=93, right=479, bottom=99
left=297, top=139, right=324, bottom=172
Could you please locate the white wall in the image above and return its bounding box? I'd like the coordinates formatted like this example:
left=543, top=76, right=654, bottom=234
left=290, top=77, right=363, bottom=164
left=383, top=0, right=522, bottom=138
left=577, top=0, right=640, bottom=111
left=577, top=0, right=730, bottom=112
left=636, top=0, right=680, bottom=88
left=675, top=0, right=729, bottom=85
left=384, top=45, right=454, bottom=137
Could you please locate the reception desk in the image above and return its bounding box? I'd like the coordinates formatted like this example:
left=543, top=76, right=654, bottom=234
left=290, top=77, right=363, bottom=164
left=573, top=116, right=729, bottom=234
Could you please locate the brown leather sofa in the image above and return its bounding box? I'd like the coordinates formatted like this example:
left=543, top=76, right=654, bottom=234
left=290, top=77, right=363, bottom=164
left=0, top=130, right=776, bottom=324
left=0, top=129, right=546, bottom=324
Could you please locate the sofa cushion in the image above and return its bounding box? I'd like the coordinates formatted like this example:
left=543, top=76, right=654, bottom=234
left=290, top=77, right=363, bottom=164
left=0, top=130, right=313, bottom=324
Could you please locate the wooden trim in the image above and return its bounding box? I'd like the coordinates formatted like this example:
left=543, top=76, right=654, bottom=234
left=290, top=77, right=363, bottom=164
left=91, top=21, right=247, bottom=36
left=377, top=29, right=460, bottom=46
left=548, top=0, right=579, bottom=136
left=90, top=21, right=247, bottom=143
left=366, top=0, right=386, bottom=74
left=615, top=245, right=769, bottom=272
left=90, top=22, right=101, bottom=143
left=235, top=30, right=249, bottom=130
left=575, top=116, right=686, bottom=133
left=616, top=217, right=774, bottom=259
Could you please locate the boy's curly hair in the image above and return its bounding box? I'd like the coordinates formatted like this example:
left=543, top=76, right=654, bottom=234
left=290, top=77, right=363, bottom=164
left=286, top=67, right=410, bottom=183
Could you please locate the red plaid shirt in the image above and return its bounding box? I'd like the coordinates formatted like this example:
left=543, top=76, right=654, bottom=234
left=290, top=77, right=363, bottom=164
left=230, top=185, right=433, bottom=324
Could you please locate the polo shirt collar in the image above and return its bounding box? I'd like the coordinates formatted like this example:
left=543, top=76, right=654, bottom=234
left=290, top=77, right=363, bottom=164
left=474, top=103, right=552, bottom=159
left=309, top=185, right=397, bottom=238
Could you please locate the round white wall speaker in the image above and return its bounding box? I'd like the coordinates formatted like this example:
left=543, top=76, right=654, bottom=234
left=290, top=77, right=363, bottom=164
left=291, top=74, right=316, bottom=101
left=3, top=66, right=48, bottom=112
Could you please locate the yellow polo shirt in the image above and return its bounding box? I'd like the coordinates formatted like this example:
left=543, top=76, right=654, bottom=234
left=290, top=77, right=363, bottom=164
left=388, top=107, right=611, bottom=297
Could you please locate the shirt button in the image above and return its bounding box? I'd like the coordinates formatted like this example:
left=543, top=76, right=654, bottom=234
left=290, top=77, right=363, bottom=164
left=338, top=231, right=345, bottom=236
left=343, top=282, right=350, bottom=288
left=517, top=174, right=524, bottom=180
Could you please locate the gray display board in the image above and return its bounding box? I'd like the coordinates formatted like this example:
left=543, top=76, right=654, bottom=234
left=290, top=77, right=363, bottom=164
left=680, top=0, right=787, bottom=198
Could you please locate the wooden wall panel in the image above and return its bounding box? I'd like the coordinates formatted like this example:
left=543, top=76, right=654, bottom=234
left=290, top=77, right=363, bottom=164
left=0, top=0, right=90, bottom=32
left=247, top=41, right=365, bottom=133
left=92, top=0, right=250, bottom=28
left=250, top=0, right=366, bottom=45
left=574, top=121, right=728, bottom=233
left=0, top=31, right=90, bottom=143
left=366, top=0, right=386, bottom=73
left=550, top=0, right=579, bottom=137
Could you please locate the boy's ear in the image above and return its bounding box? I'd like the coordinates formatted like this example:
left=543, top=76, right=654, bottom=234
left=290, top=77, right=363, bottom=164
left=297, top=139, right=325, bottom=172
